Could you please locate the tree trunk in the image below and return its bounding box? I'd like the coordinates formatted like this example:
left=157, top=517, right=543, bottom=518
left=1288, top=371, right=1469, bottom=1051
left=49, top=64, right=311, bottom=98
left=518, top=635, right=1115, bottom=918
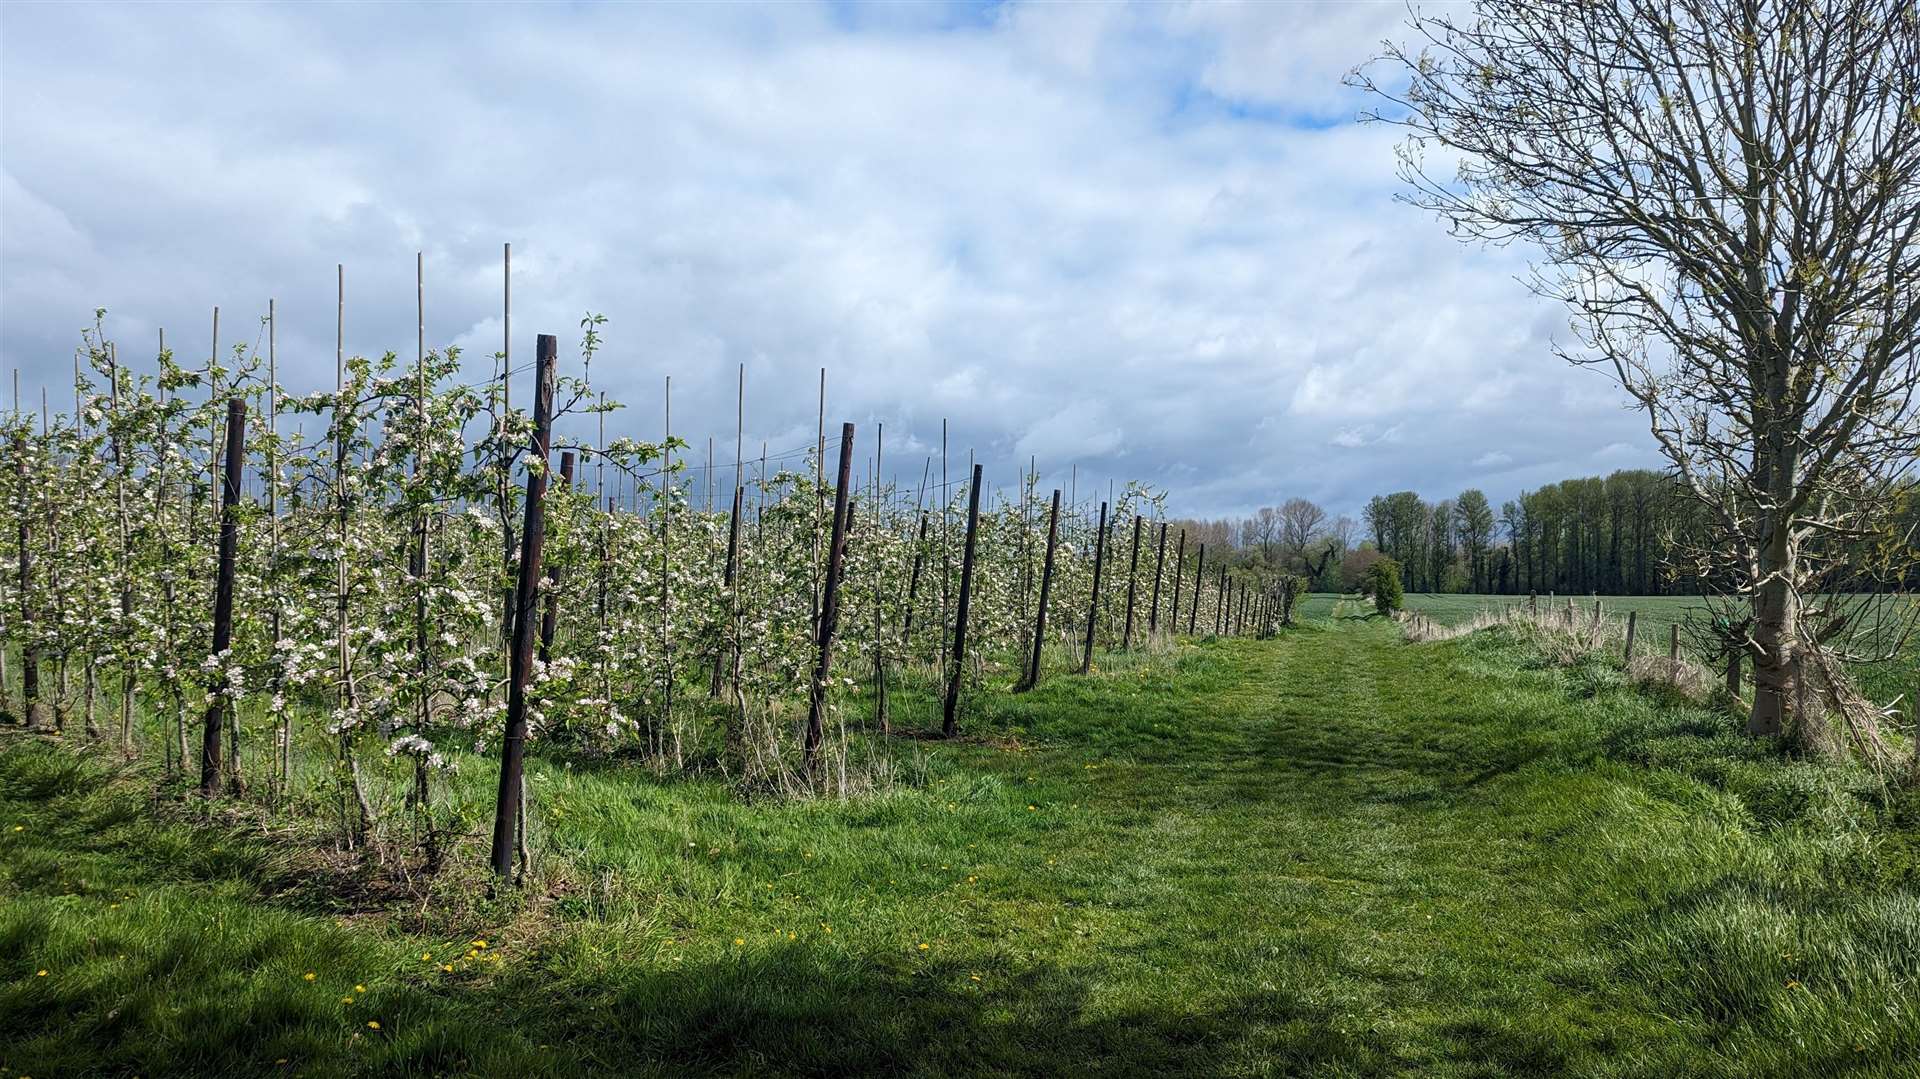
left=1747, top=433, right=1801, bottom=736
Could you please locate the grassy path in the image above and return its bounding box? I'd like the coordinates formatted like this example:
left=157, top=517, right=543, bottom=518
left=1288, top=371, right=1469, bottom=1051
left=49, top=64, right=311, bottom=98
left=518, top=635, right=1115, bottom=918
left=3, top=615, right=1915, bottom=1076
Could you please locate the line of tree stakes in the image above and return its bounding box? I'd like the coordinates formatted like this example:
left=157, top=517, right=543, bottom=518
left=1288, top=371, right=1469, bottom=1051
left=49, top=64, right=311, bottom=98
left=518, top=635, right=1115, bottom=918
left=0, top=256, right=1314, bottom=880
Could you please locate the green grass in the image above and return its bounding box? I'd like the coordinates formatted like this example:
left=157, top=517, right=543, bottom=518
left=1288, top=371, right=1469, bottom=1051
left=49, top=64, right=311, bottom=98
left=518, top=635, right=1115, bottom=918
left=1386, top=592, right=1919, bottom=707
left=4, top=613, right=1919, bottom=1077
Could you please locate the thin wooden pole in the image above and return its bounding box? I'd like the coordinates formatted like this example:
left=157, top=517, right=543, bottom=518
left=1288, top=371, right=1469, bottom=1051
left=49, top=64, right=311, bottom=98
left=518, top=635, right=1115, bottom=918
left=1122, top=514, right=1143, bottom=650
left=805, top=422, right=856, bottom=775
left=1018, top=489, right=1062, bottom=693
left=1188, top=543, right=1205, bottom=635
left=942, top=463, right=983, bottom=736
left=871, top=422, right=887, bottom=732
left=1081, top=501, right=1108, bottom=674
left=1148, top=521, right=1167, bottom=636
left=200, top=398, right=245, bottom=798
left=489, top=334, right=556, bottom=880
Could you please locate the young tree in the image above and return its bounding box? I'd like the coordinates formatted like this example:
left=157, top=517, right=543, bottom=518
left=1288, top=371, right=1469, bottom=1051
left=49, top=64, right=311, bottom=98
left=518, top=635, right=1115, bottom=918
left=1365, top=558, right=1404, bottom=616
left=1357, top=0, right=1920, bottom=737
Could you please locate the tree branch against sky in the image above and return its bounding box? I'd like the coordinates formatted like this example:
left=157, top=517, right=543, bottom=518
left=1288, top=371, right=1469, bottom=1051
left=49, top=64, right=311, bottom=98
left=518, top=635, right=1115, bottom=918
left=1354, top=0, right=1920, bottom=739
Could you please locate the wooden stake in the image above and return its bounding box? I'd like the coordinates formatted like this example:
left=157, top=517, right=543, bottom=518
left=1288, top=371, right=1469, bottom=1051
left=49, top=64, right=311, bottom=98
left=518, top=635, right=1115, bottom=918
left=1080, top=501, right=1108, bottom=674
left=200, top=398, right=245, bottom=798
left=1122, top=514, right=1143, bottom=649
left=805, top=422, right=856, bottom=774
left=489, top=334, right=556, bottom=880
left=1148, top=521, right=1167, bottom=636
left=1018, top=489, right=1062, bottom=693
left=1188, top=542, right=1204, bottom=635
left=942, top=463, right=983, bottom=735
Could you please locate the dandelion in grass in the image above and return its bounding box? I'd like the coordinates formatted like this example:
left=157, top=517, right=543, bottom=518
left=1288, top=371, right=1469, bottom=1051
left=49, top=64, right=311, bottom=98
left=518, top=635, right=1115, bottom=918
left=733, top=938, right=745, bottom=947
left=354, top=984, right=365, bottom=993
left=918, top=943, right=930, bottom=951
left=367, top=1021, right=381, bottom=1030
left=302, top=972, right=316, bottom=982
left=36, top=969, right=48, bottom=977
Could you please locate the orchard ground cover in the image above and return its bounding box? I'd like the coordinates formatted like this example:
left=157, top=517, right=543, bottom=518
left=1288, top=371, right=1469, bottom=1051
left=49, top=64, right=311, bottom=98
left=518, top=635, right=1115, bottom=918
left=4, top=609, right=1918, bottom=1078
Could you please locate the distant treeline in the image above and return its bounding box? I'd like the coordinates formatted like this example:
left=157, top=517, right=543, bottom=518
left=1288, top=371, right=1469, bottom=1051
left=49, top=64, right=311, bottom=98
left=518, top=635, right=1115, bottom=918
left=1168, top=470, right=1918, bottom=597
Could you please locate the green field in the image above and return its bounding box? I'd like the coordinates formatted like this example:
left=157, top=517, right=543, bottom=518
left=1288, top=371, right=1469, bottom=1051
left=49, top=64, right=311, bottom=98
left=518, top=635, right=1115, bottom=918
left=1383, top=593, right=1918, bottom=707
left=5, top=612, right=1919, bottom=1077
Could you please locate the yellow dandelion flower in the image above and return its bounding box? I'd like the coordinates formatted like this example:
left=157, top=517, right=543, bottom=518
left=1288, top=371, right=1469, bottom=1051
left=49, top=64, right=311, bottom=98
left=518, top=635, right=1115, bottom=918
left=341, top=996, right=354, bottom=1005
left=367, top=1020, right=381, bottom=1030
left=302, top=972, right=316, bottom=982
left=473, top=940, right=488, bottom=949
left=421, top=952, right=432, bottom=961
left=917, top=943, right=930, bottom=951
left=441, top=964, right=453, bottom=972
left=970, top=974, right=981, bottom=982
left=12, top=825, right=22, bottom=832
left=733, top=938, right=745, bottom=947
left=1027, top=805, right=1037, bottom=811
left=354, top=985, right=366, bottom=993
left=36, top=969, right=48, bottom=977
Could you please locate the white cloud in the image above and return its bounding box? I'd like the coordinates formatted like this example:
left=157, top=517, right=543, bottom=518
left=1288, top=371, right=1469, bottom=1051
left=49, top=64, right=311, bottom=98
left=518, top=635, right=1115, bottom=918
left=0, top=0, right=1653, bottom=519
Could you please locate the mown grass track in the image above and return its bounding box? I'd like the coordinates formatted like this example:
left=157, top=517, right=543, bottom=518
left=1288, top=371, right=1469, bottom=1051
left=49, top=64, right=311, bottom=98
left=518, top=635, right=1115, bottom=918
left=3, top=612, right=1916, bottom=1077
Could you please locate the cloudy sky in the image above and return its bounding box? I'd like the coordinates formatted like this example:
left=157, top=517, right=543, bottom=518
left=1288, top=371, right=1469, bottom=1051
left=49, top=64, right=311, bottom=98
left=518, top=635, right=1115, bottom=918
left=0, top=0, right=1659, bottom=520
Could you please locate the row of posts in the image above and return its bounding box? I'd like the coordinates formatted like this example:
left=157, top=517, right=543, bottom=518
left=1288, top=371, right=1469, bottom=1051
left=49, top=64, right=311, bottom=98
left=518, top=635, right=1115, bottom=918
left=163, top=337, right=1295, bottom=877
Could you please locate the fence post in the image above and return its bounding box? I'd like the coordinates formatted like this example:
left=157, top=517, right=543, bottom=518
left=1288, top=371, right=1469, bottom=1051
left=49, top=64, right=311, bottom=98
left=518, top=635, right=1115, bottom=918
left=1668, top=623, right=1681, bottom=685
left=1122, top=514, right=1143, bottom=649
left=1018, top=489, right=1061, bottom=693
left=1188, top=543, right=1205, bottom=635
left=1624, top=610, right=1638, bottom=663
left=1080, top=501, right=1108, bottom=674
left=805, top=423, right=857, bottom=771
left=489, top=334, right=555, bottom=880
left=712, top=485, right=743, bottom=698
left=942, top=463, right=983, bottom=735
left=13, top=432, right=41, bottom=728
left=1215, top=565, right=1228, bottom=636
left=199, top=398, right=246, bottom=798
left=1529, top=591, right=1537, bottom=617
left=1148, top=522, right=1167, bottom=636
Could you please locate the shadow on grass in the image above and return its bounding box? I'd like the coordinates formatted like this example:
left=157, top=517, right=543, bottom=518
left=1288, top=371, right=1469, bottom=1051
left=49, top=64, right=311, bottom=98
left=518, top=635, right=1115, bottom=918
left=2, top=909, right=1399, bottom=1078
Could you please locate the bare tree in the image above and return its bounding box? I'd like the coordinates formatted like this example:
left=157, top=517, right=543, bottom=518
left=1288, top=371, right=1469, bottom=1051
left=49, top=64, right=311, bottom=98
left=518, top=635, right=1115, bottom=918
left=1278, top=498, right=1328, bottom=562
left=1249, top=505, right=1281, bottom=563
left=1355, top=0, right=1920, bottom=741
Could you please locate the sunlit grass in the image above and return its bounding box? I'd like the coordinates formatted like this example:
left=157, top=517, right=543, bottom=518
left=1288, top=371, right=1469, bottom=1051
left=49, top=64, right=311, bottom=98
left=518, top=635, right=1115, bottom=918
left=3, top=614, right=1917, bottom=1076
